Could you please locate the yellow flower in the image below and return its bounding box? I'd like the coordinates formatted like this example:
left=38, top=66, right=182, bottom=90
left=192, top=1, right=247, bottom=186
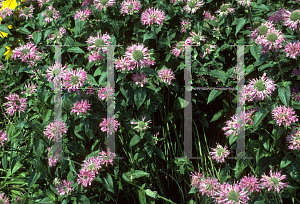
left=0, top=31, right=8, bottom=38
left=1, top=0, right=19, bottom=10
left=8, top=25, right=12, bottom=29
left=4, top=46, right=12, bottom=60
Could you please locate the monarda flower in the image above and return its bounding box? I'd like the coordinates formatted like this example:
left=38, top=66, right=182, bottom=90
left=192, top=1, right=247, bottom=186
left=260, top=169, right=288, bottom=193
left=4, top=93, right=27, bottom=116
left=268, top=8, right=286, bottom=24
left=251, top=21, right=276, bottom=41
left=256, top=27, right=285, bottom=54
left=190, top=170, right=204, bottom=189
left=131, top=116, right=152, bottom=132
left=209, top=143, right=230, bottom=163
left=71, top=99, right=91, bottom=116
left=12, top=41, right=42, bottom=67
left=141, top=7, right=166, bottom=26
left=56, top=180, right=74, bottom=196
left=19, top=4, right=34, bottom=20
left=0, top=192, right=10, bottom=204
left=86, top=32, right=111, bottom=54
left=214, top=182, right=250, bottom=204
left=125, top=43, right=155, bottom=69
left=94, top=0, right=116, bottom=11
left=62, top=67, right=88, bottom=92
left=203, top=10, right=215, bottom=21
left=99, top=116, right=120, bottom=135
left=44, top=120, right=68, bottom=142
left=120, top=0, right=141, bottom=16
left=271, top=105, right=299, bottom=127
left=74, top=8, right=92, bottom=21
left=283, top=41, right=300, bottom=59
left=291, top=85, right=300, bottom=102
left=42, top=5, right=60, bottom=23
left=237, top=0, right=251, bottom=7
left=187, top=31, right=206, bottom=45
left=283, top=9, right=300, bottom=32
left=286, top=124, right=300, bottom=150
left=158, top=68, right=176, bottom=85
left=171, top=39, right=192, bottom=57
left=183, top=0, right=204, bottom=14
left=97, top=86, right=114, bottom=101
left=131, top=72, right=149, bottom=87
left=0, top=130, right=8, bottom=147
left=239, top=174, right=261, bottom=194
left=198, top=177, right=220, bottom=197
left=180, top=18, right=191, bottom=33
left=215, top=3, right=235, bottom=17
left=20, top=82, right=37, bottom=97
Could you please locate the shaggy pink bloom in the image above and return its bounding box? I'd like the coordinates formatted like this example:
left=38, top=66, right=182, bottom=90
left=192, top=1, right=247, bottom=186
left=120, top=0, right=141, bottom=16
left=115, top=56, right=133, bottom=72
left=291, top=85, right=300, bottom=102
left=0, top=192, right=10, bottom=204
left=215, top=182, right=250, bottom=204
left=283, top=9, right=300, bottom=32
left=171, top=39, right=193, bottom=57
left=44, top=120, right=68, bottom=142
left=99, top=116, right=120, bottom=135
left=77, top=168, right=95, bottom=187
left=131, top=72, right=149, bottom=87
left=98, top=147, right=116, bottom=167
left=199, top=44, right=216, bottom=58
left=292, top=67, right=300, bottom=77
left=4, top=93, right=27, bottom=116
left=286, top=124, right=300, bottom=150
left=251, top=21, right=276, bottom=41
left=56, top=180, right=74, bottom=196
left=12, top=42, right=42, bottom=67
left=94, top=0, right=116, bottom=11
left=158, top=68, right=176, bottom=85
left=0, top=64, right=3, bottom=71
left=88, top=51, right=106, bottom=62
left=0, top=7, right=13, bottom=19
left=42, top=5, right=60, bottom=23
left=222, top=114, right=241, bottom=139
left=45, top=63, right=68, bottom=85
left=82, top=0, right=92, bottom=6
left=198, top=177, right=220, bottom=197
left=82, top=157, right=101, bottom=175
left=209, top=143, right=230, bottom=163
left=237, top=0, right=251, bottom=7
left=19, top=4, right=34, bottom=20
left=187, top=31, right=206, bottom=45
left=203, top=10, right=215, bottom=21
left=21, top=82, right=37, bottom=97
left=86, top=32, right=111, bottom=54
left=283, top=41, right=300, bottom=59
left=141, top=7, right=166, bottom=26
left=47, top=27, right=67, bottom=43
left=37, top=0, right=54, bottom=8
left=125, top=43, right=155, bottom=69
left=131, top=116, right=152, bottom=132
left=74, top=8, right=92, bottom=21
left=190, top=170, right=204, bottom=189
left=97, top=86, right=114, bottom=101
left=215, top=3, right=235, bottom=17
left=181, top=18, right=191, bottom=33
left=271, top=105, right=298, bottom=127
left=260, top=169, right=288, bottom=193
left=246, top=73, right=276, bottom=102
left=0, top=130, right=8, bottom=147
left=71, top=100, right=91, bottom=116
left=62, top=67, right=88, bottom=92
left=47, top=146, right=60, bottom=167
left=256, top=27, right=285, bottom=54
left=239, top=174, right=261, bottom=194
left=183, top=0, right=204, bottom=14
left=268, top=8, right=286, bottom=24
left=244, top=107, right=260, bottom=126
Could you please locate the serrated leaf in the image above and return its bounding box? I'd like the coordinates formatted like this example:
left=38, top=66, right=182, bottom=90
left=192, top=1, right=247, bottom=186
left=173, top=97, right=189, bottom=111
left=250, top=44, right=259, bottom=61
left=130, top=135, right=140, bottom=147
left=210, top=110, right=223, bottom=122
left=235, top=18, right=246, bottom=35
left=219, top=166, right=230, bottom=184
left=143, top=31, right=157, bottom=42
left=278, top=86, right=290, bottom=107
left=79, top=195, right=90, bottom=204
left=207, top=90, right=223, bottom=104
left=28, top=171, right=41, bottom=193
left=17, top=27, right=31, bottom=35
left=134, top=87, right=146, bottom=110
left=68, top=47, right=85, bottom=54
left=33, top=32, right=42, bottom=45
left=98, top=72, right=107, bottom=86
left=94, top=67, right=102, bottom=77
left=87, top=74, right=97, bottom=86
left=252, top=108, right=269, bottom=128
left=280, top=155, right=292, bottom=169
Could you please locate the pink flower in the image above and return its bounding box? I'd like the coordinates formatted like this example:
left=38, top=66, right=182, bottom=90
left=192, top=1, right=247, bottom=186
left=44, top=120, right=68, bottom=142
left=260, top=169, right=288, bottom=193
left=81, top=0, right=92, bottom=6
left=246, top=73, right=276, bottom=102
left=56, top=180, right=74, bottom=196
left=215, top=3, right=235, bottom=17
left=251, top=21, right=275, bottom=41
left=283, top=41, right=300, bottom=59
left=198, top=177, right=220, bottom=197
left=37, top=0, right=54, bottom=8
left=77, top=168, right=95, bottom=187
left=283, top=9, right=300, bottom=32
left=88, top=51, right=106, bottom=62
left=86, top=32, right=111, bottom=54
left=190, top=170, right=204, bottom=188
left=115, top=56, right=133, bottom=72
left=0, top=7, right=13, bottom=19
left=131, top=72, right=149, bottom=87
left=47, top=27, right=67, bottom=43
left=291, top=85, right=300, bottom=102
left=20, top=82, right=37, bottom=97
left=82, top=157, right=102, bottom=175
left=203, top=10, right=215, bottom=21
left=85, top=87, right=95, bottom=95
left=62, top=67, right=88, bottom=92
left=237, top=0, right=251, bottom=7
left=0, top=192, right=10, bottom=204
left=141, top=7, right=166, bottom=26
left=120, top=0, right=141, bottom=16
left=71, top=100, right=91, bottom=116
left=99, top=116, right=120, bottom=135
left=271, top=105, right=299, bottom=127
left=4, top=93, right=27, bottom=116
left=268, top=8, right=286, bottom=24
left=0, top=130, right=8, bottom=147
left=209, top=143, right=230, bottom=163
left=98, top=147, right=116, bottom=167
left=181, top=18, right=191, bottom=33
left=214, top=182, right=250, bottom=204
left=45, top=63, right=68, bottom=85
left=94, top=0, right=116, bottom=11
left=239, top=174, right=261, bottom=194
left=131, top=116, right=152, bottom=132
left=183, top=0, right=204, bottom=14
left=47, top=146, right=60, bottom=167
left=125, top=43, right=156, bottom=69
left=97, top=86, right=114, bottom=101
left=74, top=8, right=92, bottom=21
left=188, top=31, right=206, bottom=45
left=171, top=40, right=192, bottom=57
left=42, top=5, right=60, bottom=23
left=158, top=68, right=176, bottom=85
left=255, top=27, right=285, bottom=54
left=12, top=42, right=42, bottom=67
left=286, top=124, right=300, bottom=150
left=19, top=4, right=34, bottom=20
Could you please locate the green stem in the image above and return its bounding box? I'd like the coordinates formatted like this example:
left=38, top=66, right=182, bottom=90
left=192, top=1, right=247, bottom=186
left=274, top=52, right=284, bottom=81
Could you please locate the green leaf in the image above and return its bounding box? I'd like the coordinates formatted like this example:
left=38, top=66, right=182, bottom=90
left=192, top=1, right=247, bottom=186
left=67, top=47, right=85, bottom=54
left=139, top=189, right=147, bottom=204
left=255, top=157, right=273, bottom=175
left=130, top=135, right=140, bottom=147
left=278, top=86, right=290, bottom=107
left=258, top=62, right=275, bottom=71
left=2, top=153, right=7, bottom=172
left=131, top=170, right=150, bottom=179
left=207, top=90, right=223, bottom=104
left=74, top=123, right=85, bottom=140
left=134, top=87, right=146, bottom=110
left=44, top=29, right=53, bottom=40
left=0, top=25, right=11, bottom=35
left=173, top=97, right=189, bottom=111
left=210, top=110, right=223, bottom=122
left=87, top=74, right=97, bottom=86
left=252, top=108, right=269, bottom=129
left=250, top=44, right=259, bottom=61
left=65, top=36, right=75, bottom=46
left=79, top=195, right=90, bottom=204
left=17, top=27, right=31, bottom=35
left=280, top=155, right=292, bottom=169
left=0, top=47, right=6, bottom=59
left=134, top=152, right=146, bottom=162
left=226, top=27, right=232, bottom=36
left=33, top=32, right=42, bottom=45
left=219, top=166, right=230, bottom=184
left=46, top=190, right=56, bottom=201
left=28, top=171, right=41, bottom=193
left=235, top=18, right=246, bottom=35
left=143, top=31, right=157, bottom=43
left=98, top=72, right=107, bottom=86
left=145, top=189, right=158, bottom=199
left=229, top=133, right=237, bottom=146
left=142, top=67, right=158, bottom=76
left=94, top=67, right=102, bottom=77
left=103, top=174, right=114, bottom=193
left=33, top=139, right=44, bottom=159
left=32, top=159, right=47, bottom=175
